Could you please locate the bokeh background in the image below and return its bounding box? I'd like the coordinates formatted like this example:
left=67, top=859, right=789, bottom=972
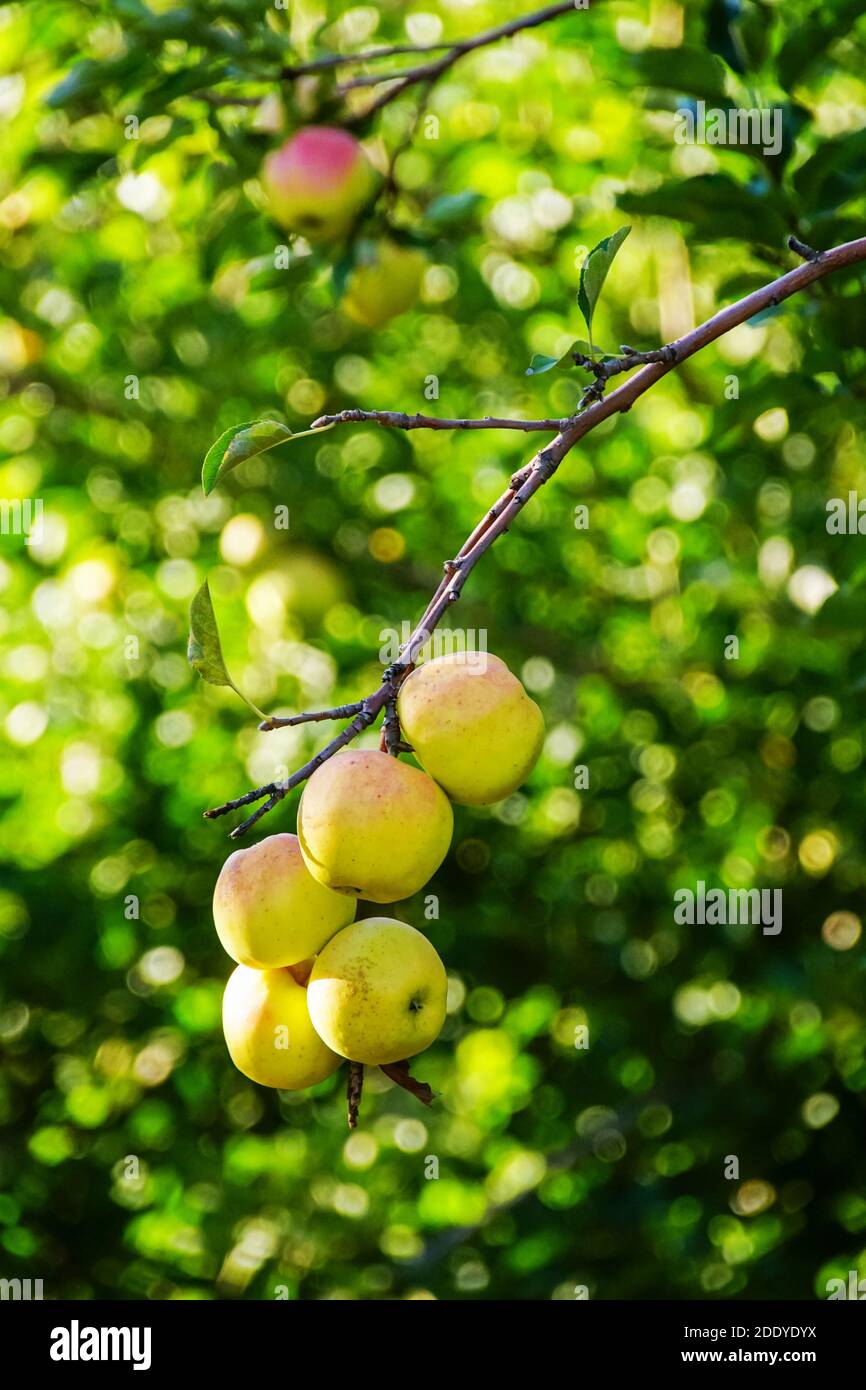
left=1, top=0, right=865, bottom=1301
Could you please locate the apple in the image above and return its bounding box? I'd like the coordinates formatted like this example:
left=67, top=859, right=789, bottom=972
left=396, top=650, right=544, bottom=805
left=341, top=240, right=426, bottom=328
left=222, top=963, right=342, bottom=1089
left=307, top=917, right=447, bottom=1065
left=213, top=832, right=355, bottom=969
left=261, top=127, right=375, bottom=242
left=297, top=748, right=452, bottom=903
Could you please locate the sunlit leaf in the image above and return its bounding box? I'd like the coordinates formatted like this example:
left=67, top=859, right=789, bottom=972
left=201, top=419, right=331, bottom=496
left=577, top=226, right=630, bottom=347
left=187, top=581, right=266, bottom=721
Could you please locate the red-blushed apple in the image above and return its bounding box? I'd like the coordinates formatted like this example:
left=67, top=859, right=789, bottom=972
left=213, top=832, right=355, bottom=969
left=261, top=127, right=376, bottom=241
left=397, top=651, right=544, bottom=804
left=297, top=748, right=453, bottom=903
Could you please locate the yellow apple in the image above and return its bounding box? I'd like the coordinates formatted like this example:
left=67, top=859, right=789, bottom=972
left=222, top=963, right=342, bottom=1089
left=341, top=240, right=425, bottom=328
left=307, top=917, right=447, bottom=1065
left=213, top=833, right=355, bottom=969
left=397, top=650, right=544, bottom=805
left=261, top=127, right=376, bottom=242
left=297, top=748, right=452, bottom=903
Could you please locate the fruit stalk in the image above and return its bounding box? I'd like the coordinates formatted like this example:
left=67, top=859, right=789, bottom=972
left=347, top=1062, right=364, bottom=1129
left=380, top=1061, right=434, bottom=1107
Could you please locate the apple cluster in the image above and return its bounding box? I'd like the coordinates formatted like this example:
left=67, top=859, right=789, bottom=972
left=261, top=126, right=425, bottom=328
left=214, top=651, right=544, bottom=1098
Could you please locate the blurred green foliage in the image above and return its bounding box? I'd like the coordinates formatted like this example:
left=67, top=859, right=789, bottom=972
left=0, top=0, right=865, bottom=1301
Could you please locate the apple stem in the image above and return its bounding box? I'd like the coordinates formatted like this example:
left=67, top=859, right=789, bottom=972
left=347, top=1061, right=364, bottom=1128
left=380, top=1060, right=434, bottom=1106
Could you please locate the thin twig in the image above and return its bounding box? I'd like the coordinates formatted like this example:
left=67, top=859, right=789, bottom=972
left=199, top=91, right=264, bottom=108
left=310, top=408, right=571, bottom=433
left=788, top=234, right=822, bottom=263
left=204, top=234, right=866, bottom=836
left=205, top=699, right=380, bottom=835
left=258, top=702, right=365, bottom=731
left=280, top=43, right=453, bottom=80
left=568, top=343, right=679, bottom=411
left=340, top=2, right=578, bottom=118
left=381, top=77, right=435, bottom=211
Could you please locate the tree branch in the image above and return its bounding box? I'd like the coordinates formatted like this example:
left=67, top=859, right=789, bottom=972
left=204, top=234, right=866, bottom=836
left=258, top=701, right=365, bottom=731
left=280, top=44, right=453, bottom=80
left=310, top=408, right=571, bottom=433
left=339, top=2, right=579, bottom=119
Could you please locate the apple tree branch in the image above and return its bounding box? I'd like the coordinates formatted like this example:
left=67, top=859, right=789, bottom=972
left=203, top=233, right=866, bottom=838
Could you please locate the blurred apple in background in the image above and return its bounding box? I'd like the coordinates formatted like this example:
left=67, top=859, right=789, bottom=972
left=341, top=240, right=426, bottom=328
left=262, top=127, right=376, bottom=241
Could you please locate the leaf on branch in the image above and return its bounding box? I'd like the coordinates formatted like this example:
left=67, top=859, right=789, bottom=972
left=201, top=418, right=331, bottom=496
left=525, top=341, right=615, bottom=376
left=525, top=351, right=569, bottom=376
left=187, top=580, right=267, bottom=721
left=577, top=226, right=631, bottom=346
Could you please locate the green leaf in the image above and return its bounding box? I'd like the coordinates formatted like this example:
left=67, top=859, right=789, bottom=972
left=526, top=353, right=566, bottom=376
left=187, top=581, right=267, bottom=721
left=777, top=0, right=864, bottom=88
left=526, top=340, right=620, bottom=375
left=331, top=251, right=355, bottom=300
left=624, top=47, right=730, bottom=105
left=201, top=418, right=331, bottom=496
left=577, top=227, right=630, bottom=346
left=46, top=54, right=147, bottom=109
left=424, top=191, right=483, bottom=227
left=618, top=175, right=788, bottom=249
left=794, top=129, right=866, bottom=215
